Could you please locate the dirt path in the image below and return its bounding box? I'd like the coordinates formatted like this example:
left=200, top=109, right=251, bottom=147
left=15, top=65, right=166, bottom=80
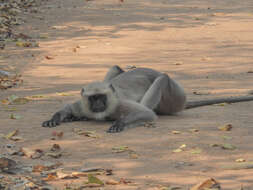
left=1, top=0, right=253, bottom=189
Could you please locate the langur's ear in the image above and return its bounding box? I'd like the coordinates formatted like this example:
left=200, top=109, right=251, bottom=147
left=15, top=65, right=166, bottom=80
left=80, top=88, right=85, bottom=96
left=109, top=84, right=115, bottom=92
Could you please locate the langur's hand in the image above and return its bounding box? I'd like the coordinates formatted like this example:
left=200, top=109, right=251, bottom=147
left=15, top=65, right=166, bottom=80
left=107, top=120, right=125, bottom=133
left=42, top=112, right=61, bottom=128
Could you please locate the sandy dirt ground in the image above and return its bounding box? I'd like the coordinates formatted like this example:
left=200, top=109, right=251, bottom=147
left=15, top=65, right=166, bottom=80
left=1, top=0, right=253, bottom=189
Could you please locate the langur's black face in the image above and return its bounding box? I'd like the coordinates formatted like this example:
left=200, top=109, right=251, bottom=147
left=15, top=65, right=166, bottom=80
left=88, top=94, right=107, bottom=113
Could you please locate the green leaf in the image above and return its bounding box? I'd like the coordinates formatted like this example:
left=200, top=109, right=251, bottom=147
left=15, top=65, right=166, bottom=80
left=87, top=174, right=104, bottom=185
left=10, top=114, right=22, bottom=119
left=39, top=33, right=49, bottom=39
left=172, top=148, right=183, bottom=153
left=190, top=148, right=202, bottom=154
left=6, top=95, right=29, bottom=105
left=28, top=95, right=46, bottom=99
left=222, top=135, right=233, bottom=140
left=7, top=95, right=19, bottom=102
left=222, top=144, right=236, bottom=150
left=56, top=92, right=73, bottom=96
left=112, top=146, right=128, bottom=153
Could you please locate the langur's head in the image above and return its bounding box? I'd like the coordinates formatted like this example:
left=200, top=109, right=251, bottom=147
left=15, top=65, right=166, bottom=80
left=80, top=82, right=118, bottom=120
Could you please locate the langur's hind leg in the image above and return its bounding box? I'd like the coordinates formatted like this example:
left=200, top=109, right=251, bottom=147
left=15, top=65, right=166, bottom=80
left=140, top=74, right=186, bottom=114
left=140, top=74, right=170, bottom=110
left=104, top=65, right=124, bottom=82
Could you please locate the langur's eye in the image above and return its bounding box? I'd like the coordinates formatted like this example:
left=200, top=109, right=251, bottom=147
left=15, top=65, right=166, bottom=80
left=109, top=84, right=115, bottom=92
left=81, top=88, right=85, bottom=95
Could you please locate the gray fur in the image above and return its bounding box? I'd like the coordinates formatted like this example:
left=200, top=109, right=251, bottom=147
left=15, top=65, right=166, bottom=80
left=104, top=65, right=124, bottom=82
left=185, top=96, right=253, bottom=109
left=42, top=65, right=253, bottom=132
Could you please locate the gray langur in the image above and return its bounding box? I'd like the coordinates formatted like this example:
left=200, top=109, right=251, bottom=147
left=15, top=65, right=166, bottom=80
left=42, top=65, right=253, bottom=133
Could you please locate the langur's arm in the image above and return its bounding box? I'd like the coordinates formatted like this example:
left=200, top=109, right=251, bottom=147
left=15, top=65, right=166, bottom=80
left=107, top=100, right=157, bottom=133
left=104, top=65, right=124, bottom=82
left=42, top=104, right=73, bottom=128
left=42, top=101, right=88, bottom=128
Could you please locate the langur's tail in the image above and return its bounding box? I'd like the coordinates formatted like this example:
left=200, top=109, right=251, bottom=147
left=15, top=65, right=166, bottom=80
left=185, top=96, right=253, bottom=109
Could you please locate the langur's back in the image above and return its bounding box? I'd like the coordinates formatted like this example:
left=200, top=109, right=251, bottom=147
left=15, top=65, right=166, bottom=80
left=111, top=68, right=162, bottom=102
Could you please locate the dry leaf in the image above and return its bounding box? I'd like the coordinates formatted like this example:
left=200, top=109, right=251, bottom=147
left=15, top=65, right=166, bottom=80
left=5, top=129, right=18, bottom=139
left=125, top=65, right=137, bottom=70
left=6, top=147, right=20, bottom=155
left=106, top=179, right=120, bottom=185
left=171, top=130, right=181, bottom=134
left=57, top=171, right=78, bottom=179
left=173, top=62, right=183, bottom=65
left=82, top=183, right=103, bottom=188
left=211, top=13, right=226, bottom=16
left=205, top=22, right=218, bottom=26
left=129, top=152, right=138, bottom=159
left=45, top=55, right=54, bottom=60
left=218, top=124, right=232, bottom=131
left=119, top=178, right=132, bottom=184
left=50, top=144, right=61, bottom=152
left=78, top=131, right=99, bottom=138
left=166, top=186, right=182, bottom=190
left=21, top=148, right=43, bottom=159
left=0, top=157, right=17, bottom=172
left=9, top=136, right=23, bottom=141
left=80, top=168, right=113, bottom=175
left=0, top=75, right=23, bottom=90
left=71, top=170, right=108, bottom=177
left=33, top=165, right=51, bottom=172
left=18, top=41, right=38, bottom=47
left=214, top=103, right=229, bottom=106
left=189, top=129, right=199, bottom=132
left=33, top=162, right=62, bottom=172
left=52, top=131, right=63, bottom=138
left=4, top=95, right=29, bottom=105
left=201, top=57, right=212, bottom=61
left=193, top=91, right=210, bottom=95
left=209, top=143, right=220, bottom=147
left=71, top=171, right=89, bottom=177
left=173, top=144, right=186, bottom=153
left=179, top=144, right=186, bottom=149
left=190, top=178, right=220, bottom=190
left=46, top=152, right=62, bottom=158
left=39, top=33, right=49, bottom=39
left=235, top=158, right=246, bottom=163
left=4, top=107, right=17, bottom=112
left=43, top=173, right=58, bottom=181
left=1, top=99, right=10, bottom=104
left=221, top=162, right=253, bottom=170
left=80, top=167, right=104, bottom=172
left=105, top=169, right=113, bottom=175
left=16, top=41, right=31, bottom=47
left=11, top=97, right=29, bottom=105
left=143, top=121, right=156, bottom=128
